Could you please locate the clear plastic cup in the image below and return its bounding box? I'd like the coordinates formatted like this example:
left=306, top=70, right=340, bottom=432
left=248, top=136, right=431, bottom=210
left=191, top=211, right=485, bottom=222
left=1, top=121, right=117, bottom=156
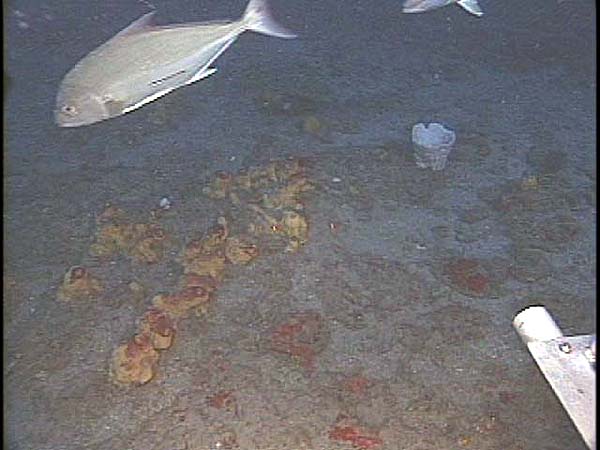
left=411, top=122, right=456, bottom=171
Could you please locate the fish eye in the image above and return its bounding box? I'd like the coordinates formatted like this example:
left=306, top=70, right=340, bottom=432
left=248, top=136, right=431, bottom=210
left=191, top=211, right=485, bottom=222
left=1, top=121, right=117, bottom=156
left=61, top=105, right=77, bottom=116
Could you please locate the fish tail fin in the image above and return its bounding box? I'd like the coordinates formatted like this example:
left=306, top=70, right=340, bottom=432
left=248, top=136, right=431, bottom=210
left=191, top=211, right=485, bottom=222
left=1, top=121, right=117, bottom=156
left=242, top=0, right=297, bottom=38
left=457, top=0, right=484, bottom=16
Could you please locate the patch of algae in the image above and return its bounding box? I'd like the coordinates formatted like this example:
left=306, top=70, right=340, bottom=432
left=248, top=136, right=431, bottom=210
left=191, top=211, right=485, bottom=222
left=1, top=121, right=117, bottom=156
left=203, top=158, right=315, bottom=253
left=60, top=159, right=317, bottom=386
left=89, top=205, right=170, bottom=264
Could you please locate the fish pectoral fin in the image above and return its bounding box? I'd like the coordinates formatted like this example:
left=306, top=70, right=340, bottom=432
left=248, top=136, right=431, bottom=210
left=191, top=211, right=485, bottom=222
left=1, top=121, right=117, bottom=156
left=457, top=0, right=483, bottom=16
left=185, top=67, right=218, bottom=85
left=122, top=87, right=175, bottom=114
left=184, top=38, right=236, bottom=86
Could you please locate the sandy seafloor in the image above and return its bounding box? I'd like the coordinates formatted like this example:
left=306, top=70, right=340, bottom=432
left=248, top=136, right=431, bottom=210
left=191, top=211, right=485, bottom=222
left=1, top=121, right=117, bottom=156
left=4, top=0, right=596, bottom=448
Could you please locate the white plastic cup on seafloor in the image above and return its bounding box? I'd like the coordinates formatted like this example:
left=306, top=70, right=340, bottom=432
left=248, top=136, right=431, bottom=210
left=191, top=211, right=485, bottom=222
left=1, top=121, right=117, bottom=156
left=411, top=122, right=456, bottom=171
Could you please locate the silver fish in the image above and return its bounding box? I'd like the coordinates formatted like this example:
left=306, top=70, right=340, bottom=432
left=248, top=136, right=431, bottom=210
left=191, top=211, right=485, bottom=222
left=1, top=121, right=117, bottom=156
left=402, top=0, right=483, bottom=16
left=55, top=0, right=296, bottom=127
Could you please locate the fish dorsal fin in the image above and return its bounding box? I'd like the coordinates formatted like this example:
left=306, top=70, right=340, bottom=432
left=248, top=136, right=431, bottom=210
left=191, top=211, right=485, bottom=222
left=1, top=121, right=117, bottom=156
left=114, top=11, right=157, bottom=39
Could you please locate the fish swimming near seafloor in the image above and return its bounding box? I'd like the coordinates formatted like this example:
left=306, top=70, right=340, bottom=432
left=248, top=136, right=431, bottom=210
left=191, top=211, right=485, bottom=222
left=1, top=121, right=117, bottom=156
left=55, top=0, right=296, bottom=127
left=402, top=0, right=483, bottom=16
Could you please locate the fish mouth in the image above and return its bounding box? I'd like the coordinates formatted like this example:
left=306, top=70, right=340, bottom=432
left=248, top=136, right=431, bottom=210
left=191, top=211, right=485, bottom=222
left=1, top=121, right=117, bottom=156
left=54, top=113, right=80, bottom=128
left=55, top=115, right=94, bottom=128
left=57, top=121, right=84, bottom=128
left=54, top=109, right=103, bottom=128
